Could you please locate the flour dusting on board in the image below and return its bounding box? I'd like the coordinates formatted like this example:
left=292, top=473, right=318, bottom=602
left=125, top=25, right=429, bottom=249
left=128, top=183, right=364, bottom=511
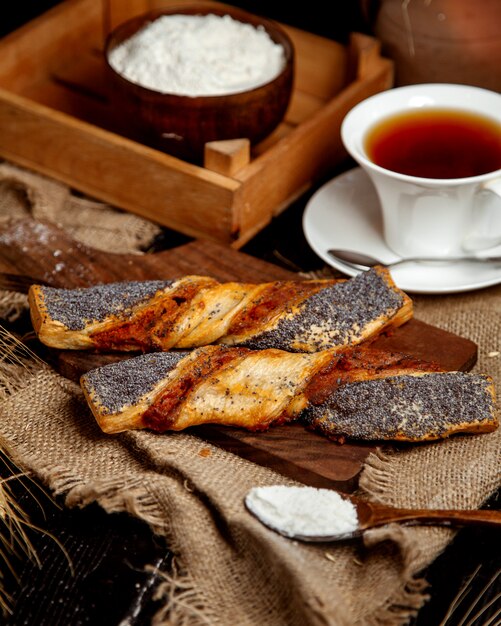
left=0, top=221, right=90, bottom=285
left=107, top=13, right=286, bottom=96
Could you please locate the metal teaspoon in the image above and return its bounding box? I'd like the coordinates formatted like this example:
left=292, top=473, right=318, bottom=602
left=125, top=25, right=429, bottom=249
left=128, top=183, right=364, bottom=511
left=245, top=486, right=501, bottom=542
left=327, top=249, right=501, bottom=271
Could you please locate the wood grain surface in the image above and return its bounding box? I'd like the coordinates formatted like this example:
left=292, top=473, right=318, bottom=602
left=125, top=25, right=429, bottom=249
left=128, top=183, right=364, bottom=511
left=0, top=218, right=477, bottom=491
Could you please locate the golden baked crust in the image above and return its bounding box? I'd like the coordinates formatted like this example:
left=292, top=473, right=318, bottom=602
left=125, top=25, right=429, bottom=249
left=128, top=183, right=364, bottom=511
left=81, top=345, right=333, bottom=434
left=29, top=266, right=413, bottom=353
left=29, top=276, right=219, bottom=350
left=80, top=345, right=498, bottom=441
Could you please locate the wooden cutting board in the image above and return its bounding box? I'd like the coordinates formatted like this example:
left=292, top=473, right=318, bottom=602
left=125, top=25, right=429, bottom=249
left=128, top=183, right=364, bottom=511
left=0, top=218, right=477, bottom=491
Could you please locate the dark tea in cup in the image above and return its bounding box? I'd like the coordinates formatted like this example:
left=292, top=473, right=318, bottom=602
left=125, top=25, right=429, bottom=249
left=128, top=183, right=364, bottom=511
left=341, top=84, right=501, bottom=258
left=364, top=108, right=501, bottom=179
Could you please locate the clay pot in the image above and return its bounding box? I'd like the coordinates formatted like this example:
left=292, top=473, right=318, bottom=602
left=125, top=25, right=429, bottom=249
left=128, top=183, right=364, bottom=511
left=363, top=0, right=501, bottom=91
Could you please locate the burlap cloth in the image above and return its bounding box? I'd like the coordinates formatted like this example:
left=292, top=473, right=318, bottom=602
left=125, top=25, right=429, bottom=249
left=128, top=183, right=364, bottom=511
left=0, top=163, right=499, bottom=625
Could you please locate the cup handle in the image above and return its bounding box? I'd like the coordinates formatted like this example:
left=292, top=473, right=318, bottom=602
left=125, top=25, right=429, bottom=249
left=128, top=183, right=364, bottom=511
left=483, top=177, right=501, bottom=196
left=463, top=176, right=501, bottom=251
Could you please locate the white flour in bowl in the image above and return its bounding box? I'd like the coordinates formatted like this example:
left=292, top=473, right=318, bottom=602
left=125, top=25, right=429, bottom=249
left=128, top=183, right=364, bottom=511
left=107, top=13, right=286, bottom=96
left=245, top=485, right=359, bottom=539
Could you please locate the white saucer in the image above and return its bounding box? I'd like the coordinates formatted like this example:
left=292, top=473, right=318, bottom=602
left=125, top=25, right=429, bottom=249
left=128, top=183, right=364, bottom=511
left=302, top=167, right=501, bottom=295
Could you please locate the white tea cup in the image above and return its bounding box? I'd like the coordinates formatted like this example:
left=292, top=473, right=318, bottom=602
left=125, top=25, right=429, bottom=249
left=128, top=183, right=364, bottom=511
left=340, top=84, right=501, bottom=258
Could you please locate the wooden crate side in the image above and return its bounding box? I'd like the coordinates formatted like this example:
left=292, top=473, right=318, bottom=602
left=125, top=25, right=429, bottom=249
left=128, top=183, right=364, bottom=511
left=232, top=62, right=393, bottom=241
left=28, top=54, right=146, bottom=144
left=0, top=89, right=241, bottom=243
left=19, top=78, right=122, bottom=141
left=282, top=24, right=350, bottom=100
left=285, top=89, right=327, bottom=126
left=230, top=34, right=393, bottom=241
left=104, top=0, right=154, bottom=39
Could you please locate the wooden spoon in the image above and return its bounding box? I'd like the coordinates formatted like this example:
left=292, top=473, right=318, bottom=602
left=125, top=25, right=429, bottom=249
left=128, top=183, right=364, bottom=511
left=346, top=498, right=501, bottom=540
left=245, top=486, right=501, bottom=542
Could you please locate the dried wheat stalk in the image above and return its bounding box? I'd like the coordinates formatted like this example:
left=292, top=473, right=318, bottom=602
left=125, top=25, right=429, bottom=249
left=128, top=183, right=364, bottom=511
left=0, top=325, right=73, bottom=616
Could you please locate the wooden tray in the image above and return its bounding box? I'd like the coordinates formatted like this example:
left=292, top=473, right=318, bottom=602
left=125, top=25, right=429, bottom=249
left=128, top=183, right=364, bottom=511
left=0, top=219, right=477, bottom=492
left=0, top=0, right=393, bottom=247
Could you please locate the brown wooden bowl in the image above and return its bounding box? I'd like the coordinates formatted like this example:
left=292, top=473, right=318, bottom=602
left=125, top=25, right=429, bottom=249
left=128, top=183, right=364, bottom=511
left=104, top=4, right=295, bottom=163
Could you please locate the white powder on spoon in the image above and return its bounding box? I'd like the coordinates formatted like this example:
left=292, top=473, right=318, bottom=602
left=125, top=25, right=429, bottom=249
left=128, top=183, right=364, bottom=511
left=245, top=485, right=359, bottom=539
left=108, top=13, right=286, bottom=96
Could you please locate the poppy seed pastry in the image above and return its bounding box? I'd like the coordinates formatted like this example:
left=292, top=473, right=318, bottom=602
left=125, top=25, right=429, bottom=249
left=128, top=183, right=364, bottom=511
left=302, top=371, right=498, bottom=442
left=29, top=267, right=413, bottom=353
left=81, top=345, right=333, bottom=434
left=80, top=345, right=497, bottom=440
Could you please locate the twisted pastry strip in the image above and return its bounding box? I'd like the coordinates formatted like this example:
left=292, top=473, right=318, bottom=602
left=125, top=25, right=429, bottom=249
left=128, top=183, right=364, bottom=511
left=29, top=267, right=413, bottom=353
left=81, top=345, right=333, bottom=433
left=80, top=345, right=498, bottom=441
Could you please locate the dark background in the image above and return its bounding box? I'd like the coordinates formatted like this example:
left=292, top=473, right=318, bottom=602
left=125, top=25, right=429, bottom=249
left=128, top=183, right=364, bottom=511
left=1, top=3, right=500, bottom=626
left=0, top=0, right=371, bottom=40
